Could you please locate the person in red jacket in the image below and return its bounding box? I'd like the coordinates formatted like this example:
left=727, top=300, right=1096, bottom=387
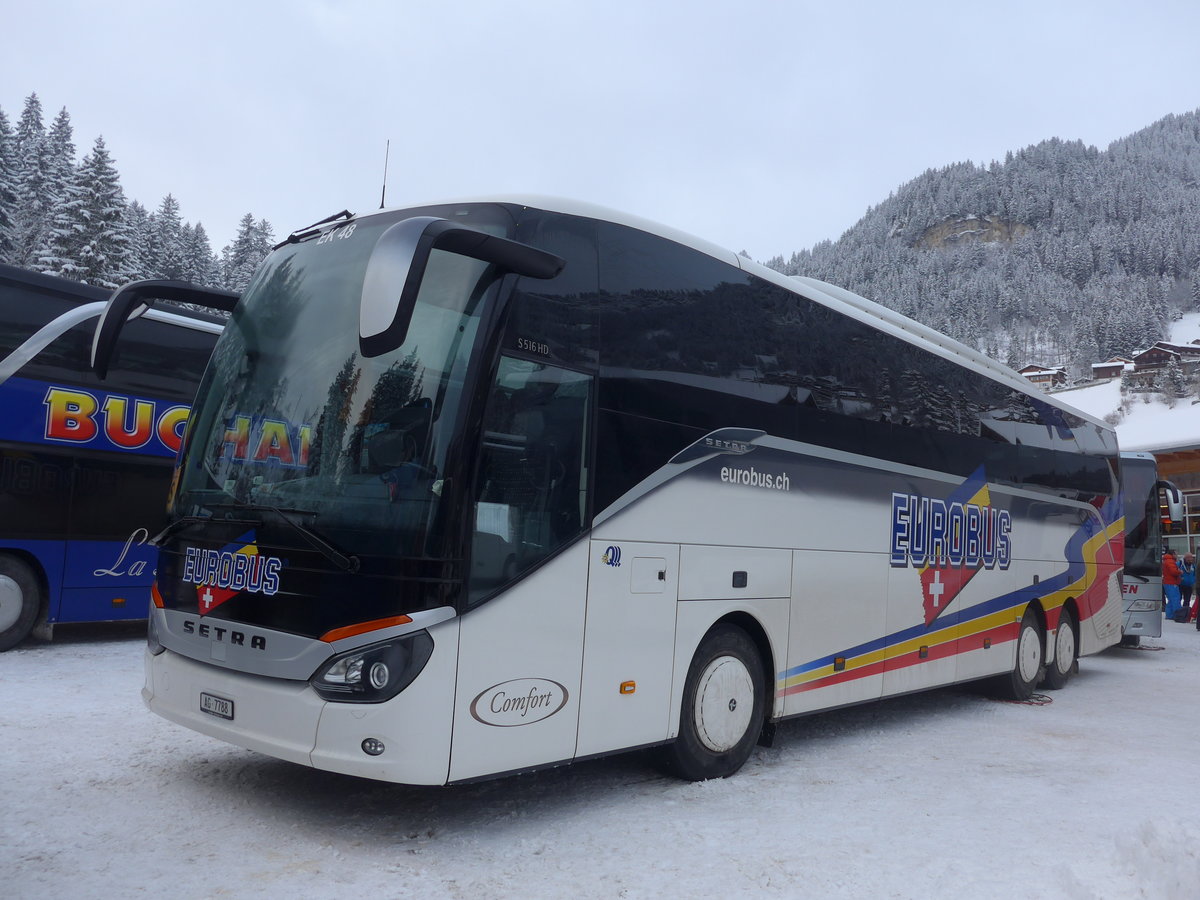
left=1163, top=548, right=1182, bottom=620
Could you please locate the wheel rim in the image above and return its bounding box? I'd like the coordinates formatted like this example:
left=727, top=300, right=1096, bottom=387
left=694, top=655, right=755, bottom=753
left=1054, top=618, right=1076, bottom=675
left=1017, top=621, right=1042, bottom=684
left=0, top=574, right=23, bottom=632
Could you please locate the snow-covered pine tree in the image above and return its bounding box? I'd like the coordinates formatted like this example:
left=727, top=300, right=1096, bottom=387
left=34, top=107, right=87, bottom=279
left=222, top=212, right=257, bottom=291
left=255, top=217, right=275, bottom=250
left=74, top=136, right=134, bottom=288
left=12, top=93, right=52, bottom=268
left=221, top=212, right=274, bottom=292
left=1166, top=356, right=1187, bottom=400
left=147, top=194, right=185, bottom=280
left=124, top=200, right=153, bottom=280
left=0, top=109, right=16, bottom=262
left=179, top=222, right=219, bottom=287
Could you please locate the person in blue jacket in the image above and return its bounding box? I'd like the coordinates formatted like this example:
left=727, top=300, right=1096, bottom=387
left=1180, top=552, right=1196, bottom=623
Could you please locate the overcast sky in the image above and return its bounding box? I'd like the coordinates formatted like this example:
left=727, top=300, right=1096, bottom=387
left=4, top=0, right=1200, bottom=261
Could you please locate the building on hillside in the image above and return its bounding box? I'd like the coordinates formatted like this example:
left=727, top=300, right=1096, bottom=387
left=1090, top=357, right=1133, bottom=380
left=1126, top=341, right=1200, bottom=388
left=1017, top=364, right=1067, bottom=391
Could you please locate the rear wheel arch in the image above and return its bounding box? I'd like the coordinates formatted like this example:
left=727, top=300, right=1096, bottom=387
left=1043, top=600, right=1080, bottom=690
left=991, top=604, right=1045, bottom=700
left=712, top=611, right=776, bottom=714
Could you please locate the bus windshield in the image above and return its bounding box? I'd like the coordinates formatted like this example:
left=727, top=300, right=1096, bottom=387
left=1121, top=455, right=1159, bottom=579
left=176, top=209, right=510, bottom=560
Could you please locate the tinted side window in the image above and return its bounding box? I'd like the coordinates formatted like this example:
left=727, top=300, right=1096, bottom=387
left=597, top=224, right=801, bottom=438
left=0, top=268, right=106, bottom=360
left=69, top=454, right=175, bottom=539
left=504, top=213, right=600, bottom=368
left=593, top=222, right=1112, bottom=500
left=469, top=357, right=593, bottom=605
left=103, top=317, right=217, bottom=402
left=0, top=447, right=72, bottom=538
left=1, top=267, right=217, bottom=403
left=12, top=316, right=215, bottom=404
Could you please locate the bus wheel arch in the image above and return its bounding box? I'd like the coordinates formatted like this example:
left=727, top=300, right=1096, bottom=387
left=716, top=611, right=776, bottom=720
left=1042, top=601, right=1079, bottom=690
left=0, top=554, right=46, bottom=652
left=659, top=620, right=769, bottom=781
left=991, top=604, right=1044, bottom=701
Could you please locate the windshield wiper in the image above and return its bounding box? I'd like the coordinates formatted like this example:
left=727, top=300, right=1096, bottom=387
left=150, top=514, right=214, bottom=547
left=275, top=210, right=354, bottom=249
left=208, top=502, right=361, bottom=574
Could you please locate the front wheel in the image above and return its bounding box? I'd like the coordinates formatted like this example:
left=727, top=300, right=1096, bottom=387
left=659, top=625, right=766, bottom=781
left=1042, top=607, right=1077, bottom=690
left=0, top=556, right=42, bottom=652
left=992, top=608, right=1043, bottom=701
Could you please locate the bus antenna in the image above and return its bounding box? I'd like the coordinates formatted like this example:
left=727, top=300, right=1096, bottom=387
left=379, top=140, right=391, bottom=209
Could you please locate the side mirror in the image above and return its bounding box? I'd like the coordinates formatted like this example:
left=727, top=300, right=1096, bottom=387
left=91, top=280, right=239, bottom=379
left=1158, top=479, right=1186, bottom=527
left=359, top=216, right=565, bottom=358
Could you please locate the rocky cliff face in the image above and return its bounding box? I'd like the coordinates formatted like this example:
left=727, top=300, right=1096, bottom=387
left=916, top=216, right=1030, bottom=249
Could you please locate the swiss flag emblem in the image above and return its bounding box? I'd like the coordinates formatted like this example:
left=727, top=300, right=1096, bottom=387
left=194, top=537, right=260, bottom=615
left=916, top=466, right=991, bottom=627
left=920, top=564, right=979, bottom=626
left=198, top=583, right=237, bottom=614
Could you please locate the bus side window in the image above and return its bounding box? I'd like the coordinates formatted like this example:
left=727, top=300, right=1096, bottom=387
left=469, top=356, right=591, bottom=604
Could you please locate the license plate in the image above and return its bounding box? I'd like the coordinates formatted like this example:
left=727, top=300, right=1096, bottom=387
left=199, top=692, right=234, bottom=720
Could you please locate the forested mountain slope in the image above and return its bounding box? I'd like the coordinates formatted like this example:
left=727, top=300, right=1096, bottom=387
left=768, top=110, right=1200, bottom=379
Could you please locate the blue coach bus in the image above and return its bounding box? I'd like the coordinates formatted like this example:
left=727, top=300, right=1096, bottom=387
left=0, top=264, right=223, bottom=650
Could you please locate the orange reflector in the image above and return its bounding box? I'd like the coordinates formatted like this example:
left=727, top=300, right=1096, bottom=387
left=620, top=681, right=636, bottom=695
left=321, top=615, right=413, bottom=643
left=150, top=582, right=165, bottom=609
left=112, top=597, right=127, bottom=607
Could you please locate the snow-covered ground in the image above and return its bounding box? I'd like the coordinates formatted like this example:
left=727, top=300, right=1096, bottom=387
left=1054, top=313, right=1200, bottom=451
left=4, top=622, right=1200, bottom=899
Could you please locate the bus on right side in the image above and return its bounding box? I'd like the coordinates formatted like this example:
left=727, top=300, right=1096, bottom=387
left=1118, top=451, right=1184, bottom=646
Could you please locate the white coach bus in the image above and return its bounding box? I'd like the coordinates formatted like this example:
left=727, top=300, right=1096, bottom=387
left=92, top=197, right=1125, bottom=784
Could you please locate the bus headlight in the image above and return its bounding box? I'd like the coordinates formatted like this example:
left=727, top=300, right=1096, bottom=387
left=310, top=631, right=434, bottom=703
left=1128, top=599, right=1161, bottom=612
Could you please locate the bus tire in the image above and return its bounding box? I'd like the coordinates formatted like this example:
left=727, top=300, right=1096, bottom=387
left=1042, top=607, right=1077, bottom=690
left=993, top=608, right=1043, bottom=701
left=0, top=556, right=42, bottom=652
left=660, top=625, right=765, bottom=781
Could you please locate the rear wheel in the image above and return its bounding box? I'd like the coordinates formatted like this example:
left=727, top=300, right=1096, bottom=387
left=1042, top=607, right=1077, bottom=690
left=993, top=608, right=1043, bottom=701
left=0, top=556, right=42, bottom=652
left=659, top=625, right=765, bottom=781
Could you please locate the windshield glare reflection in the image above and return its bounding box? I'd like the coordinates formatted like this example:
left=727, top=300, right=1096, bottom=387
left=178, top=217, right=503, bottom=558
